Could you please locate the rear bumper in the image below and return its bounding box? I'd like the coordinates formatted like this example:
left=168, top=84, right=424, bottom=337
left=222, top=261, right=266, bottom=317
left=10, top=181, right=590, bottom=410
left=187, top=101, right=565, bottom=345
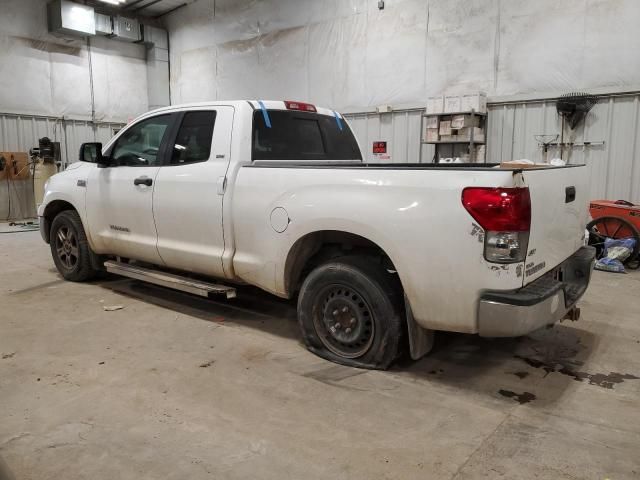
left=478, top=246, right=596, bottom=337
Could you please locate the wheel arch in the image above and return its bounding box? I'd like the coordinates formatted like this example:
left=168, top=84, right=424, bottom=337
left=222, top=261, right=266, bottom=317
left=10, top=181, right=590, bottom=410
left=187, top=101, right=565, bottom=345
left=283, top=230, right=401, bottom=297
left=41, top=200, right=78, bottom=244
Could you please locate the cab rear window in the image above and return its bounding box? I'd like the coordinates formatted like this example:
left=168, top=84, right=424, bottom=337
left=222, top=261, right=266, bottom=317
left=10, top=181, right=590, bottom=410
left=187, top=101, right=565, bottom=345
left=252, top=110, right=362, bottom=161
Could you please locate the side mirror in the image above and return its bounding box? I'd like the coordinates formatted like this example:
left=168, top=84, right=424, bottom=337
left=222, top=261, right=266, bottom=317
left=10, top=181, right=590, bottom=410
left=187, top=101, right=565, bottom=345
left=79, top=142, right=109, bottom=167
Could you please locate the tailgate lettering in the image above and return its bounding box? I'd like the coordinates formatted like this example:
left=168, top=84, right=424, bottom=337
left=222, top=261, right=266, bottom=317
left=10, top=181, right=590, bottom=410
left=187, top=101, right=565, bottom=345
left=526, top=261, right=546, bottom=277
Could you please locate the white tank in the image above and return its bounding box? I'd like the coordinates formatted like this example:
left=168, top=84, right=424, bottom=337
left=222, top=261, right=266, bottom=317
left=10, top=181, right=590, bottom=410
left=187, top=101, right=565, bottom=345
left=33, top=159, right=57, bottom=207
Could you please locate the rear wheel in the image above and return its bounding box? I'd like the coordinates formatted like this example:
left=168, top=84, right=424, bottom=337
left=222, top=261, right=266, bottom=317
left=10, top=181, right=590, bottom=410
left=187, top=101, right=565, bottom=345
left=50, top=210, right=101, bottom=281
left=297, top=256, right=403, bottom=369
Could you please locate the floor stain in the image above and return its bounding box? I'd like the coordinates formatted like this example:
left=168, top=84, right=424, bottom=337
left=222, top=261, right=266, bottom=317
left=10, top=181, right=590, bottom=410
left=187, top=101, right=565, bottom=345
left=515, top=355, right=639, bottom=389
left=511, top=371, right=529, bottom=379
left=199, top=360, right=215, bottom=368
left=2, top=352, right=16, bottom=359
left=498, top=389, right=536, bottom=404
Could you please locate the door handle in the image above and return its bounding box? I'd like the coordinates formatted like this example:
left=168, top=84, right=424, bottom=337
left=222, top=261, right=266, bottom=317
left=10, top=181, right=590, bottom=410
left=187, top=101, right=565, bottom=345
left=216, top=176, right=227, bottom=195
left=565, top=186, right=576, bottom=203
left=134, top=176, right=153, bottom=187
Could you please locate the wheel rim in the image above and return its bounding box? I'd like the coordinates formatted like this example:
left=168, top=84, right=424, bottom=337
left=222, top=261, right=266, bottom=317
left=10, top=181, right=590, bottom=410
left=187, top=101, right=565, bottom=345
left=312, top=284, right=375, bottom=359
left=55, top=225, right=79, bottom=270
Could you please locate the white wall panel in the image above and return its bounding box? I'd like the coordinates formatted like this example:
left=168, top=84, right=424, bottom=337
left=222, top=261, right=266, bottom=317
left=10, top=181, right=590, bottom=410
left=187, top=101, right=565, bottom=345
left=165, top=0, right=640, bottom=110
left=0, top=0, right=149, bottom=123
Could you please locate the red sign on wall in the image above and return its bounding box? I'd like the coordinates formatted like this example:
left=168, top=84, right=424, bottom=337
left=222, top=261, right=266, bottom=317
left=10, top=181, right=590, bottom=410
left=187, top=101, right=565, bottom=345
left=373, top=141, right=387, bottom=154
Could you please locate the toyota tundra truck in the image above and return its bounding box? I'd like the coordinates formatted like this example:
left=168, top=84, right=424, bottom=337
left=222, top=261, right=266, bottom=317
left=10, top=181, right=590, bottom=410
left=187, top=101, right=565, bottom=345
left=38, top=100, right=596, bottom=369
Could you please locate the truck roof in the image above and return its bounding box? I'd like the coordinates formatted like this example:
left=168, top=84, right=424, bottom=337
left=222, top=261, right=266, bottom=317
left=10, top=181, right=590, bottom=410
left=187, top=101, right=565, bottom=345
left=144, top=100, right=340, bottom=119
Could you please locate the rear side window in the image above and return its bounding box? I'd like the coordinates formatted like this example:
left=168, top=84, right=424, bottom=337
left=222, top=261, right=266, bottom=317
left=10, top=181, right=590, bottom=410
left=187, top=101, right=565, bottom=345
left=252, top=110, right=362, bottom=161
left=171, top=111, right=216, bottom=165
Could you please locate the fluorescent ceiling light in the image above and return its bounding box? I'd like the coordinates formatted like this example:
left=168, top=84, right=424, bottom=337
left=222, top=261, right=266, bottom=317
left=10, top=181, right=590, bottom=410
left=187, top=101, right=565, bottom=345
left=97, top=0, right=127, bottom=5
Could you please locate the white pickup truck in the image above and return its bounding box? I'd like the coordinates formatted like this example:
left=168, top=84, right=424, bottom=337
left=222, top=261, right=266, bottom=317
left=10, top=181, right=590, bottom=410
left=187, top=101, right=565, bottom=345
left=39, top=100, right=596, bottom=369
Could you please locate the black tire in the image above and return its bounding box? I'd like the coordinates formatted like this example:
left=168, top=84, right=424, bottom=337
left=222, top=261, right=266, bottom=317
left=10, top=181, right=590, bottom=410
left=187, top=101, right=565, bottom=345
left=50, top=210, right=101, bottom=282
left=297, top=256, right=404, bottom=370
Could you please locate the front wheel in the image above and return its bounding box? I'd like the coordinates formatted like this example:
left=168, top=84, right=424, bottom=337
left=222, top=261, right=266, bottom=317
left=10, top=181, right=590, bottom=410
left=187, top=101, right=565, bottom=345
left=50, top=210, right=101, bottom=282
left=297, top=256, right=404, bottom=370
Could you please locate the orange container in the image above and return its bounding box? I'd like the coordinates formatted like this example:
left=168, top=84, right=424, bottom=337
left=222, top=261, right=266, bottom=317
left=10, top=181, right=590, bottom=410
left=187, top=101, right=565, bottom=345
left=589, top=200, right=640, bottom=236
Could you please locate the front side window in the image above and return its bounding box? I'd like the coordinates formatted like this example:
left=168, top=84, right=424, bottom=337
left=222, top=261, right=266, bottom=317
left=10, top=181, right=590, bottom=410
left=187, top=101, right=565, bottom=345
left=171, top=111, right=216, bottom=165
left=110, top=115, right=173, bottom=166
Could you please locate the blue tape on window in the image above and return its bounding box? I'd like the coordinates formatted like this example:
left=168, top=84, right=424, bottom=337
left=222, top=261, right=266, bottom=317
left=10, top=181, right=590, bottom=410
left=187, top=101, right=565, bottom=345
left=258, top=100, right=271, bottom=128
left=333, top=110, right=343, bottom=131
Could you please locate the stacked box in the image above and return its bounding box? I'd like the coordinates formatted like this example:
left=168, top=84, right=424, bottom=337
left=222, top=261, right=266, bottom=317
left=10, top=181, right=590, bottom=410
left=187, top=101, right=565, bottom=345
left=424, top=129, right=439, bottom=142
left=461, top=92, right=487, bottom=113
left=451, top=114, right=480, bottom=129
left=439, top=120, right=452, bottom=135
left=457, top=127, right=485, bottom=142
left=424, top=116, right=439, bottom=129
left=426, top=96, right=444, bottom=114
left=444, top=95, right=462, bottom=113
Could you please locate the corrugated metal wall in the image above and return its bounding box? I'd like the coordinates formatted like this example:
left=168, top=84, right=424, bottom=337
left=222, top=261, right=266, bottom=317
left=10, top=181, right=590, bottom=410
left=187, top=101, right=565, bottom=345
left=344, top=91, right=640, bottom=203
left=0, top=113, right=123, bottom=220
left=487, top=95, right=640, bottom=203
left=345, top=110, right=435, bottom=164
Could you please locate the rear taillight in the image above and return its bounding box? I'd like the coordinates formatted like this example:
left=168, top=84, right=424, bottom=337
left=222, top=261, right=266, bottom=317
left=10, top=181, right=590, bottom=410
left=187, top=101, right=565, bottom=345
left=462, top=187, right=531, bottom=263
left=284, top=100, right=317, bottom=112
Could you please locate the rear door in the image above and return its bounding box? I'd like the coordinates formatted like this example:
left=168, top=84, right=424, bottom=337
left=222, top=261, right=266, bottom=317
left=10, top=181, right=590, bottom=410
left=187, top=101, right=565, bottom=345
left=520, top=165, right=590, bottom=284
left=153, top=106, right=234, bottom=278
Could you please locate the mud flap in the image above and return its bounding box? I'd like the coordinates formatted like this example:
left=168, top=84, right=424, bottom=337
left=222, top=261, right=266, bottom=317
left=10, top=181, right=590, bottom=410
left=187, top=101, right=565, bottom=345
left=405, top=294, right=434, bottom=360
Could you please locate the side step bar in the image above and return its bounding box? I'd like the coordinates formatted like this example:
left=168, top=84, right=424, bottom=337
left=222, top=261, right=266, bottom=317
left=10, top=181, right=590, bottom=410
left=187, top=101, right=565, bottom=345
left=104, top=260, right=237, bottom=299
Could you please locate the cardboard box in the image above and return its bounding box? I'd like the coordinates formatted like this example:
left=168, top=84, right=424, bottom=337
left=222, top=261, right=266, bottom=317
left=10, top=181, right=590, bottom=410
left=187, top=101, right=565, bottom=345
left=473, top=145, right=486, bottom=162
left=426, top=96, right=444, bottom=114
left=424, top=116, right=439, bottom=129
left=444, top=95, right=462, bottom=113
left=451, top=114, right=480, bottom=129
left=424, top=128, right=439, bottom=142
left=499, top=160, right=553, bottom=169
left=461, top=92, right=487, bottom=113
left=457, top=127, right=485, bottom=142
left=440, top=134, right=457, bottom=142
left=439, top=120, right=452, bottom=135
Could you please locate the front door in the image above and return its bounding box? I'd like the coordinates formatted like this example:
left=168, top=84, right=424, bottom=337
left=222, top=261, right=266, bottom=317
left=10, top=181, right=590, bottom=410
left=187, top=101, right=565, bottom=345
left=86, top=113, right=177, bottom=264
left=153, top=106, right=234, bottom=278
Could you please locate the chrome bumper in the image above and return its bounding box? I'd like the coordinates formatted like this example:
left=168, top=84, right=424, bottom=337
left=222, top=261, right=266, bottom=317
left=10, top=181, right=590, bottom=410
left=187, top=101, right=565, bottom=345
left=478, top=246, right=596, bottom=337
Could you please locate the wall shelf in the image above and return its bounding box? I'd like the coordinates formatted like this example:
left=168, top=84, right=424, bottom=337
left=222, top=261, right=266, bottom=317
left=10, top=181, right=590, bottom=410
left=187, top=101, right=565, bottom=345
left=419, top=109, right=487, bottom=163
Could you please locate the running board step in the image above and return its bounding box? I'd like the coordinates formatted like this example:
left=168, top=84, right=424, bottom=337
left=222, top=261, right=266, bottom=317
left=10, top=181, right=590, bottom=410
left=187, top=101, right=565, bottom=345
left=104, top=260, right=237, bottom=299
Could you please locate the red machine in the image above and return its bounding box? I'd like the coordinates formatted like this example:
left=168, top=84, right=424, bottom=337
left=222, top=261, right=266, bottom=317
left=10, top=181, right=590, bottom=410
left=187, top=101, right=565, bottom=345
left=588, top=200, right=640, bottom=264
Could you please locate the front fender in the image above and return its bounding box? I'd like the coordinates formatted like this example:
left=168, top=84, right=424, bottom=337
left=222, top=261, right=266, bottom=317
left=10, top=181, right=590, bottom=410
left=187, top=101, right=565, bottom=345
left=39, top=163, right=92, bottom=246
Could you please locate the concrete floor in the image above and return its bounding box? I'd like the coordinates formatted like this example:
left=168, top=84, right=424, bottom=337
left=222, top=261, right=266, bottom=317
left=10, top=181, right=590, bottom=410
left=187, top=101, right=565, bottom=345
left=1, top=230, right=639, bottom=480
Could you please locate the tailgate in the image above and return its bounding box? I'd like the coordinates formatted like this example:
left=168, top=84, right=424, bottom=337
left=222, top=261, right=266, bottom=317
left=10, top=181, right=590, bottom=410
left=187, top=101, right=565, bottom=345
left=520, top=165, right=590, bottom=284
